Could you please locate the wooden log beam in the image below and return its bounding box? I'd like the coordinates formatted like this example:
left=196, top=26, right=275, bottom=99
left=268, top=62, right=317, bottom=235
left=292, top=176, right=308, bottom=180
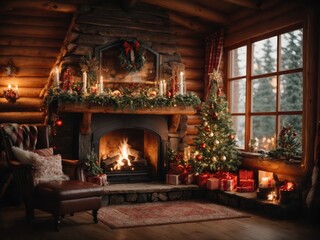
left=169, top=115, right=181, bottom=134
left=168, top=12, right=210, bottom=33
left=223, top=0, right=259, bottom=9
left=139, top=0, right=227, bottom=24
left=0, top=112, right=44, bottom=124
left=0, top=0, right=78, bottom=13
left=0, top=98, right=42, bottom=111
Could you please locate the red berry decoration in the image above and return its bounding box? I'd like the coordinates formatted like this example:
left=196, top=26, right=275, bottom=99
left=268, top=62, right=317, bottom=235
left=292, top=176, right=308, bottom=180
left=196, top=154, right=203, bottom=161
left=200, top=143, right=206, bottom=149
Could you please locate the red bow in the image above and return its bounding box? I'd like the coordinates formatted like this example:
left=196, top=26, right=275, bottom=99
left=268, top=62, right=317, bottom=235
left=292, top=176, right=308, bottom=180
left=123, top=41, right=132, bottom=55
left=177, top=164, right=192, bottom=174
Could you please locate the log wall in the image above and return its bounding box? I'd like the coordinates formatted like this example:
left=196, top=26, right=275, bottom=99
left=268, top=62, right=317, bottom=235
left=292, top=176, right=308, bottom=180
left=0, top=9, right=71, bottom=124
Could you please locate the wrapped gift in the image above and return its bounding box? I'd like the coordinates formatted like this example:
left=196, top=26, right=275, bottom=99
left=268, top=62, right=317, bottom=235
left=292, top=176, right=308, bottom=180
left=166, top=174, right=181, bottom=185
left=206, top=177, right=220, bottom=190
left=87, top=174, right=107, bottom=186
left=181, top=172, right=195, bottom=184
left=239, top=170, right=254, bottom=180
left=197, top=173, right=210, bottom=188
left=220, top=172, right=237, bottom=191
left=238, top=179, right=255, bottom=192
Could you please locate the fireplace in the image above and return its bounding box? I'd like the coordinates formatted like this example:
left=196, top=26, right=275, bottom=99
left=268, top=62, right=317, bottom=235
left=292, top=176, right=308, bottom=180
left=87, top=114, right=169, bottom=183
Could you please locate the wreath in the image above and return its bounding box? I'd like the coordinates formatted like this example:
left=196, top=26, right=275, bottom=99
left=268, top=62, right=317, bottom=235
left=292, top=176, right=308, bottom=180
left=119, top=40, right=146, bottom=72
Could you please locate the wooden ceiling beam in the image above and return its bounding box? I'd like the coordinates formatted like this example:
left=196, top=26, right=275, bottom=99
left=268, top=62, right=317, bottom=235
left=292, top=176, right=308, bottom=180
left=0, top=0, right=78, bottom=13
left=223, top=0, right=260, bottom=9
left=139, top=0, right=227, bottom=24
left=168, top=12, right=211, bottom=33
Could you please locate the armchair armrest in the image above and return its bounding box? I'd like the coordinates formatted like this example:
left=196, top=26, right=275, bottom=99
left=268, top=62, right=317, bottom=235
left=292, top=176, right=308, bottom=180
left=62, top=159, right=86, bottom=182
left=9, top=160, right=35, bottom=195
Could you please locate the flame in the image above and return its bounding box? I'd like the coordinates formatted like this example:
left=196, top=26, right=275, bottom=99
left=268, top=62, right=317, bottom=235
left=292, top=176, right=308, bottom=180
left=115, top=138, right=132, bottom=170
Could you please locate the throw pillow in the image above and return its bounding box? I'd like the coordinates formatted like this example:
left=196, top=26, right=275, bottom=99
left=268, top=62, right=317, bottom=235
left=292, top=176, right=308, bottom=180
left=34, top=147, right=54, bottom=157
left=31, top=154, right=67, bottom=185
left=12, top=146, right=38, bottom=163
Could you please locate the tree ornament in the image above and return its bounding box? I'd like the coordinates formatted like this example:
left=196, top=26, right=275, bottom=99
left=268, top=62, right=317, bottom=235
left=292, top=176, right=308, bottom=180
left=166, top=91, right=172, bottom=98
left=221, top=155, right=226, bottom=161
left=196, top=154, right=203, bottom=161
left=229, top=134, right=235, bottom=140
left=214, top=140, right=220, bottom=145
left=204, top=126, right=211, bottom=132
left=55, top=119, right=63, bottom=126
left=217, top=88, right=222, bottom=96
left=212, top=156, right=217, bottom=162
left=203, top=121, right=208, bottom=127
left=209, top=132, right=214, bottom=137
left=212, top=112, right=218, bottom=119
left=200, top=143, right=206, bottom=149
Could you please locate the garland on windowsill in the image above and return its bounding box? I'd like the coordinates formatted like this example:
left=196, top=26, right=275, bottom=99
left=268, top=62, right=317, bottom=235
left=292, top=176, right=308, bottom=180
left=43, top=87, right=201, bottom=112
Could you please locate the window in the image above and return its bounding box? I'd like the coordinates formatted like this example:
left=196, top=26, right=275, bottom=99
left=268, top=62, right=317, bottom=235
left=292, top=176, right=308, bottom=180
left=227, top=27, right=303, bottom=154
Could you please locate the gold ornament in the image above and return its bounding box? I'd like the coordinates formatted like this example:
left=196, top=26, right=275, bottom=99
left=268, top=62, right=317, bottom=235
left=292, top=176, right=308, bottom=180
left=221, top=156, right=226, bottom=161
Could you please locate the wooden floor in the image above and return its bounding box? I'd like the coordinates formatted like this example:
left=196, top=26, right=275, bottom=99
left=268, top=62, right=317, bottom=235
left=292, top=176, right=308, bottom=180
left=1, top=203, right=319, bottom=240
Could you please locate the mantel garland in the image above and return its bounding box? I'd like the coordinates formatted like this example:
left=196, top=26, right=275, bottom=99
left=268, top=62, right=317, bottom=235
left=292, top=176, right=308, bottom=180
left=44, top=86, right=201, bottom=112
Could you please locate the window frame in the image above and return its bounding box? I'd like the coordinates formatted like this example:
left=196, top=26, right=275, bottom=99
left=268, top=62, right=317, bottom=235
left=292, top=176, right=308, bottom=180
left=226, top=24, right=304, bottom=155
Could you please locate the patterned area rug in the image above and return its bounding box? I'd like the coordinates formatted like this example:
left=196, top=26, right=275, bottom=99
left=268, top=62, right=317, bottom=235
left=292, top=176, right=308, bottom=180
left=98, top=200, right=250, bottom=229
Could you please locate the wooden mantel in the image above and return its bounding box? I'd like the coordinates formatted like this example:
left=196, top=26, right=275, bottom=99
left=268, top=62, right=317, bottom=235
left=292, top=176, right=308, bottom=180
left=58, top=103, right=197, bottom=135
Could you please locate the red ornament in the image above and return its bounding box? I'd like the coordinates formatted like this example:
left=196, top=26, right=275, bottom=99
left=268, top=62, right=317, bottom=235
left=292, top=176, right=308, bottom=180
left=196, top=155, right=203, bottom=161
left=200, top=143, right=206, bottom=149
left=55, top=119, right=63, bottom=126
left=166, top=91, right=172, bottom=98
left=204, top=126, right=210, bottom=132
left=212, top=112, right=218, bottom=119
left=229, top=134, right=235, bottom=140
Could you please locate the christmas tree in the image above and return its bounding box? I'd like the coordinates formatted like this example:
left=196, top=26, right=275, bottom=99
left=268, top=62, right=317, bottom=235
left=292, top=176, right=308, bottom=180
left=190, top=70, right=240, bottom=173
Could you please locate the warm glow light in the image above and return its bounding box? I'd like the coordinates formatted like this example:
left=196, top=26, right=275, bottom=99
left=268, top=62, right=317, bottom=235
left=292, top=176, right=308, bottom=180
left=8, top=83, right=12, bottom=90
left=115, top=138, right=132, bottom=170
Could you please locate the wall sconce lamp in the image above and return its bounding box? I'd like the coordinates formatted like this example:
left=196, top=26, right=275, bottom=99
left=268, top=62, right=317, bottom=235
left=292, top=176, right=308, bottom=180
left=3, top=83, right=19, bottom=103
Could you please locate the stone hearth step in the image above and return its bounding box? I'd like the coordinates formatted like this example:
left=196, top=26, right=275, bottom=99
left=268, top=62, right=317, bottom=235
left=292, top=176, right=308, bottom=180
left=101, top=182, right=301, bottom=219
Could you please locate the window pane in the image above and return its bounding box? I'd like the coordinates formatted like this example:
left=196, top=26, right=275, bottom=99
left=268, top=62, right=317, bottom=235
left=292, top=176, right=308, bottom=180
left=232, top=115, right=245, bottom=149
left=230, top=78, right=246, bottom=113
left=251, top=116, right=276, bottom=151
left=280, top=29, right=303, bottom=70
left=229, top=46, right=247, bottom=78
left=252, top=77, right=277, bottom=112
left=279, top=73, right=303, bottom=111
left=252, top=37, right=277, bottom=75
left=279, top=115, right=302, bottom=152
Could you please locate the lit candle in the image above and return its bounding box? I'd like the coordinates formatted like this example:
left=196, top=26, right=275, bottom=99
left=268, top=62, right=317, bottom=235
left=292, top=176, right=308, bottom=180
left=159, top=80, right=163, bottom=96
left=8, top=83, right=12, bottom=90
left=163, top=80, right=167, bottom=95
left=83, top=71, right=87, bottom=93
left=100, top=76, right=103, bottom=94
left=55, top=67, right=59, bottom=87
left=180, top=72, right=184, bottom=95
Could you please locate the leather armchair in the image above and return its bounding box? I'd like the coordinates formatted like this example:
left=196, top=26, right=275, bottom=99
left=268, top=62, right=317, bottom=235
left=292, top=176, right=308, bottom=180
left=0, top=123, right=103, bottom=231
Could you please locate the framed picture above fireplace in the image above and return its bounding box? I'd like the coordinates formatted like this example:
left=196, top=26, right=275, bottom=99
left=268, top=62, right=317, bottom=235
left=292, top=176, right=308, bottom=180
left=95, top=40, right=160, bottom=85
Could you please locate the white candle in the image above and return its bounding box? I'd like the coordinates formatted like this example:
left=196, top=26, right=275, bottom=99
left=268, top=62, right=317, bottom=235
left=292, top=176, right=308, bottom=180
left=83, top=71, right=87, bottom=93
left=180, top=72, right=184, bottom=95
left=260, top=177, right=271, bottom=188
left=100, top=76, right=103, bottom=94
left=163, top=80, right=167, bottom=95
left=15, top=84, right=19, bottom=94
left=8, top=83, right=12, bottom=90
left=55, top=67, right=59, bottom=87
left=159, top=80, right=163, bottom=96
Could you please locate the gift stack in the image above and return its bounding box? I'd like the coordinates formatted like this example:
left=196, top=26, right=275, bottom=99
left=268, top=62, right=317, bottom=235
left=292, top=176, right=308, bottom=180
left=87, top=173, right=108, bottom=186
left=205, top=172, right=237, bottom=191
left=166, top=164, right=194, bottom=185
left=237, top=170, right=255, bottom=192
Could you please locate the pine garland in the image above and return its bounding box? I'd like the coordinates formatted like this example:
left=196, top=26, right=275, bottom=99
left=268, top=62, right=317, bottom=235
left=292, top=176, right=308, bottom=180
left=44, top=87, right=201, bottom=111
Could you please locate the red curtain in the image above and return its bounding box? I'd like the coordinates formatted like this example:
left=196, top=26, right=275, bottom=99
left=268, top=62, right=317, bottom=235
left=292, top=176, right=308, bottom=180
left=204, top=29, right=224, bottom=101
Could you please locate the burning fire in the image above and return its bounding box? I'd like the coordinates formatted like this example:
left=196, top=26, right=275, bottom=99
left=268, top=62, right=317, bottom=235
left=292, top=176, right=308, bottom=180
left=114, top=138, right=132, bottom=170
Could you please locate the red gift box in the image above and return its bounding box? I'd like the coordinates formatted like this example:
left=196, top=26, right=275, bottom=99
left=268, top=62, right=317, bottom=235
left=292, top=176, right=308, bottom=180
left=181, top=173, right=195, bottom=184
left=219, top=173, right=237, bottom=191
left=87, top=174, right=107, bottom=186
left=236, top=186, right=254, bottom=192
left=237, top=178, right=255, bottom=192
left=239, top=170, right=254, bottom=180
left=207, top=177, right=220, bottom=190
left=197, top=173, right=210, bottom=188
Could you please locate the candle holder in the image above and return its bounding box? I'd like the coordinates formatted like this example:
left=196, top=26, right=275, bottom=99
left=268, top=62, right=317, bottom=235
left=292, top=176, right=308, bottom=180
left=3, top=86, right=19, bottom=103
left=256, top=187, right=274, bottom=200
